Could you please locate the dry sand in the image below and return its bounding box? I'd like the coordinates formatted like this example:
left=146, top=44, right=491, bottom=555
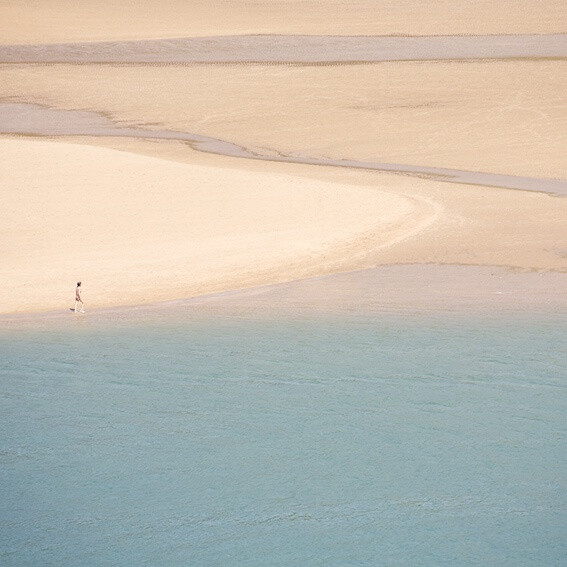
left=1, top=134, right=565, bottom=314
left=0, top=137, right=432, bottom=313
left=1, top=4, right=565, bottom=315
left=1, top=0, right=565, bottom=44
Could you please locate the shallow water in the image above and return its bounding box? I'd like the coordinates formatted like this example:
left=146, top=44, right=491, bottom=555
left=2, top=34, right=567, bottom=64
left=1, top=298, right=565, bottom=566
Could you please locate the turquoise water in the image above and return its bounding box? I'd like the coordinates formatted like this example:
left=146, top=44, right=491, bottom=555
left=1, top=306, right=566, bottom=566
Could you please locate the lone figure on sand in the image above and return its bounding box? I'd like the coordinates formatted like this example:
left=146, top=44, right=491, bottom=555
left=74, top=281, right=85, bottom=313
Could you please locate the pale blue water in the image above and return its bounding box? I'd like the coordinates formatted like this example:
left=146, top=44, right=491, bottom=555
left=1, top=305, right=566, bottom=566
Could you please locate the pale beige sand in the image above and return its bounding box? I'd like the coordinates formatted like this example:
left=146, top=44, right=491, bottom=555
left=1, top=5, right=565, bottom=316
left=1, top=0, right=565, bottom=44
left=2, top=136, right=565, bottom=314
left=96, top=138, right=566, bottom=272
left=0, top=137, right=432, bottom=313
left=1, top=60, right=564, bottom=179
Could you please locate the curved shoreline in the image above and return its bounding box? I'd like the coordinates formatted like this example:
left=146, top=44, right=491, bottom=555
left=2, top=32, right=564, bottom=317
left=2, top=136, right=442, bottom=314
left=2, top=103, right=566, bottom=196
left=2, top=131, right=565, bottom=315
left=1, top=34, right=565, bottom=63
left=1, top=265, right=565, bottom=324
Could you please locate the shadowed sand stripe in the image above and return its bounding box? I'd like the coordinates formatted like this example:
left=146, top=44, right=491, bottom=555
left=1, top=102, right=566, bottom=196
left=0, top=34, right=565, bottom=63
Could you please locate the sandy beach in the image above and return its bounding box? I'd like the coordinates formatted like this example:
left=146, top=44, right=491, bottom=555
left=2, top=131, right=565, bottom=314
left=3, top=5, right=567, bottom=567
left=0, top=2, right=566, bottom=315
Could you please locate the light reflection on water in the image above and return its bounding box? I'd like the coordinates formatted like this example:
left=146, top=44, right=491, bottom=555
left=1, top=271, right=566, bottom=565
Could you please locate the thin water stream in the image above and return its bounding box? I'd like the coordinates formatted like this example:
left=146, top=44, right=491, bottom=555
left=2, top=102, right=566, bottom=195
left=1, top=34, right=565, bottom=63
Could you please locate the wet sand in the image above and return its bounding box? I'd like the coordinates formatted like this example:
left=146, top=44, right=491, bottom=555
left=1, top=265, right=565, bottom=327
left=2, top=103, right=565, bottom=195
left=1, top=34, right=565, bottom=64
left=2, top=59, right=564, bottom=179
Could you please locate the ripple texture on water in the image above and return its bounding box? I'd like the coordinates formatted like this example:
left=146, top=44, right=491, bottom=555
left=1, top=310, right=565, bottom=565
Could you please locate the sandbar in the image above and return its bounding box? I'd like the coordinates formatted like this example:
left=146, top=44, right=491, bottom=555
left=1, top=6, right=565, bottom=317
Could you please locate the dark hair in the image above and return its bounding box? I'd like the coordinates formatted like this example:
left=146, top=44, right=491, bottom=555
left=77, top=282, right=81, bottom=286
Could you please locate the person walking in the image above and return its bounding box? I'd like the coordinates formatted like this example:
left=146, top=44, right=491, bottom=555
left=75, top=281, right=85, bottom=313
